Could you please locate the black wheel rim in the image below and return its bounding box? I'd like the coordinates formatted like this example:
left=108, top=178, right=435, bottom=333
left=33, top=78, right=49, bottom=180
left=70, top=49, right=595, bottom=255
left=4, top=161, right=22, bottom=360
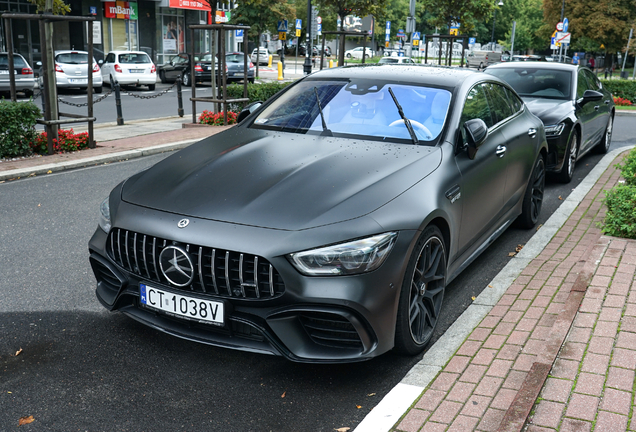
left=567, top=134, right=577, bottom=177
left=531, top=159, right=545, bottom=223
left=409, top=236, right=446, bottom=345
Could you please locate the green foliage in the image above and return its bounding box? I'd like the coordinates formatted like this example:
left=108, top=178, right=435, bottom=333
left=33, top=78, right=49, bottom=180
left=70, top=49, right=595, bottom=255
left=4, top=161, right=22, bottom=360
left=600, top=79, right=636, bottom=103
left=602, top=148, right=636, bottom=239
left=27, top=0, right=71, bottom=15
left=602, top=184, right=636, bottom=238
left=419, top=0, right=493, bottom=33
left=0, top=100, right=41, bottom=159
left=230, top=0, right=295, bottom=39
left=222, top=81, right=293, bottom=111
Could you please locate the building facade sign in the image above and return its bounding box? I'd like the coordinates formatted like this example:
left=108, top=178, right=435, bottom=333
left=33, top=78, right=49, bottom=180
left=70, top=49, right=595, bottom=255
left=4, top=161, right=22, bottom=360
left=169, top=0, right=209, bottom=11
left=104, top=1, right=138, bottom=20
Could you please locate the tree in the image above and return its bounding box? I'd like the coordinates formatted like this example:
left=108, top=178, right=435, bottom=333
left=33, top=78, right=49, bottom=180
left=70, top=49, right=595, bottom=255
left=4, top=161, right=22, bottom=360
left=497, top=0, right=544, bottom=52
left=28, top=0, right=70, bottom=14
left=418, top=0, right=495, bottom=34
left=230, top=0, right=295, bottom=76
left=316, top=0, right=388, bottom=31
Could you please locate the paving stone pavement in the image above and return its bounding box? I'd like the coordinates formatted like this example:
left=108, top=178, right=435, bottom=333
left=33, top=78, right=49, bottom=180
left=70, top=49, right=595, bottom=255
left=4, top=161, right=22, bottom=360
left=393, top=149, right=636, bottom=432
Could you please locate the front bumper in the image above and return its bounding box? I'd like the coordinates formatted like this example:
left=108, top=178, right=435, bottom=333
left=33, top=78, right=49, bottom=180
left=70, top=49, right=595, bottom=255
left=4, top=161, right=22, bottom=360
left=88, top=202, right=413, bottom=363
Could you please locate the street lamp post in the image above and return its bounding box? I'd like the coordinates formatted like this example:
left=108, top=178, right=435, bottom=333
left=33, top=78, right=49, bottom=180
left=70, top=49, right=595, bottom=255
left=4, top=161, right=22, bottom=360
left=490, top=0, right=504, bottom=48
left=303, top=0, right=312, bottom=75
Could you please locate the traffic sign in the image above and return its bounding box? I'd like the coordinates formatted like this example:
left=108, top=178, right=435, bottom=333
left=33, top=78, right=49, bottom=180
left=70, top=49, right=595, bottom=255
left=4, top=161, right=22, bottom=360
left=296, top=29, right=301, bottom=37
left=278, top=20, right=288, bottom=32
left=551, top=37, right=559, bottom=49
left=413, top=40, right=419, bottom=46
left=295, top=18, right=302, bottom=29
left=317, top=23, right=322, bottom=36
left=450, top=28, right=458, bottom=36
left=385, top=41, right=389, bottom=48
left=556, top=32, right=571, bottom=44
left=317, top=16, right=322, bottom=24
left=469, top=37, right=476, bottom=45
left=563, top=18, right=569, bottom=32
left=386, top=21, right=391, bottom=30
left=385, top=34, right=390, bottom=42
left=412, top=32, right=420, bottom=40
left=279, top=31, right=286, bottom=41
left=235, top=29, right=243, bottom=42
left=556, top=22, right=563, bottom=31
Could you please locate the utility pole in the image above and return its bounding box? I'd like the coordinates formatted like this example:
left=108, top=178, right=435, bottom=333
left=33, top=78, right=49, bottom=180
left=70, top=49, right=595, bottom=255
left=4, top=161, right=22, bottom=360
left=406, top=0, right=416, bottom=57
left=40, top=0, right=59, bottom=153
left=303, top=0, right=312, bottom=75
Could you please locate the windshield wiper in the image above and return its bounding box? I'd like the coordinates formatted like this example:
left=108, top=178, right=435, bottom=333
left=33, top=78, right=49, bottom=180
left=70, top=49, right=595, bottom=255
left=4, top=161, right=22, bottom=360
left=314, top=87, right=333, bottom=136
left=388, top=87, right=419, bottom=145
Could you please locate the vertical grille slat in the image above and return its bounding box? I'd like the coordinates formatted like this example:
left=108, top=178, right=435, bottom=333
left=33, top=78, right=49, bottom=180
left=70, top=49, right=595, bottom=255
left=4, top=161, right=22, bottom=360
left=106, top=229, right=284, bottom=300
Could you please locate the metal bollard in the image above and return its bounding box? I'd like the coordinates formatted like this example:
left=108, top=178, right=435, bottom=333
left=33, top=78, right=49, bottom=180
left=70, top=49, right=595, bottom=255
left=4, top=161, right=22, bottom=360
left=176, top=77, right=184, bottom=117
left=113, top=80, right=124, bottom=125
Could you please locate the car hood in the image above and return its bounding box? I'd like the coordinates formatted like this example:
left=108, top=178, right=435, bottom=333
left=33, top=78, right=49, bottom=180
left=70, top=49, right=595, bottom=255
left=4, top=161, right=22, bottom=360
left=121, top=127, right=442, bottom=231
left=523, top=98, right=573, bottom=125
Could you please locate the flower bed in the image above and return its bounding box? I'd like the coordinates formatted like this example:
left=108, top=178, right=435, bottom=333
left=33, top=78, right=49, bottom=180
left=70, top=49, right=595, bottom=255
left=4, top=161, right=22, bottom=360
left=30, top=129, right=92, bottom=155
left=198, top=110, right=238, bottom=126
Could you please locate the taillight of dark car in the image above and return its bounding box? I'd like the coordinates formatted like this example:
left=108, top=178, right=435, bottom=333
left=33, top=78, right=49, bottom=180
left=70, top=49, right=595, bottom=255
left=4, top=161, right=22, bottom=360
left=21, top=67, right=33, bottom=75
left=195, top=64, right=204, bottom=72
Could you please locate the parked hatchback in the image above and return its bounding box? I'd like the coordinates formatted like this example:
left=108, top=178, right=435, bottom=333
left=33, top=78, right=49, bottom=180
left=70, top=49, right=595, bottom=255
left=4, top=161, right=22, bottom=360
left=0, top=52, right=35, bottom=97
left=101, top=51, right=156, bottom=91
left=54, top=50, right=103, bottom=93
left=250, top=48, right=269, bottom=66
left=221, top=52, right=255, bottom=84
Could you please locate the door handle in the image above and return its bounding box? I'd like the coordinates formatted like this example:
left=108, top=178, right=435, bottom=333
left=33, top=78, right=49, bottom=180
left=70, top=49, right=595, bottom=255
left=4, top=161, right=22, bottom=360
left=528, top=128, right=537, bottom=138
left=496, top=145, right=507, bottom=158
left=604, top=99, right=611, bottom=105
left=594, top=105, right=600, bottom=111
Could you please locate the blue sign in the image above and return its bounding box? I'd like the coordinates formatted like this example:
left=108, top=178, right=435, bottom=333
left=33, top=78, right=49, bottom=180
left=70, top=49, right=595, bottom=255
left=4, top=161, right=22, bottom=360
left=412, top=32, right=420, bottom=40
left=563, top=17, right=569, bottom=33
left=89, top=6, right=97, bottom=15
left=386, top=21, right=391, bottom=30
left=296, top=19, right=302, bottom=30
left=469, top=37, right=476, bottom=45
left=385, top=34, right=390, bottom=42
left=317, top=23, right=322, bottom=33
left=278, top=20, right=288, bottom=32
left=236, top=29, right=244, bottom=38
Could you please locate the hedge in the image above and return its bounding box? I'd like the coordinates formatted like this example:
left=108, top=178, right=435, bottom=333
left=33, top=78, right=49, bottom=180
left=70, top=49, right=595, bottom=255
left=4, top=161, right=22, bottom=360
left=0, top=100, right=41, bottom=159
left=600, top=79, right=636, bottom=103
left=222, top=81, right=293, bottom=111
left=602, top=147, right=636, bottom=239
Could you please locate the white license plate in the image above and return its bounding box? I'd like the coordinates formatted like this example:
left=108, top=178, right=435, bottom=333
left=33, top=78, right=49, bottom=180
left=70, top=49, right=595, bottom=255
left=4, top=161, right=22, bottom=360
left=69, top=78, right=87, bottom=84
left=129, top=69, right=144, bottom=73
left=140, top=283, right=224, bottom=325
left=0, top=70, right=14, bottom=74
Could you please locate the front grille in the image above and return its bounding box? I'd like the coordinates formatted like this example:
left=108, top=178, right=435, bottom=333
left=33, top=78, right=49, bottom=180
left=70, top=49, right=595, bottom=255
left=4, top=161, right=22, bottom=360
left=90, top=257, right=124, bottom=292
left=299, top=312, right=363, bottom=350
left=107, top=228, right=285, bottom=300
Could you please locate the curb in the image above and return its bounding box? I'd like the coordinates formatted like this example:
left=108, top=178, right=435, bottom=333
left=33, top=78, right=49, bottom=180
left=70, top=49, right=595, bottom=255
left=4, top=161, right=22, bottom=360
left=354, top=145, right=636, bottom=432
left=0, top=139, right=198, bottom=182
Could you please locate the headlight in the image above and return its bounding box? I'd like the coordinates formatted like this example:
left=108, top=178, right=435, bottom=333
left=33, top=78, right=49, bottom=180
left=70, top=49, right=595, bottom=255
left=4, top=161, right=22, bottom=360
left=288, top=232, right=398, bottom=276
left=544, top=123, right=565, bottom=136
left=98, top=197, right=111, bottom=233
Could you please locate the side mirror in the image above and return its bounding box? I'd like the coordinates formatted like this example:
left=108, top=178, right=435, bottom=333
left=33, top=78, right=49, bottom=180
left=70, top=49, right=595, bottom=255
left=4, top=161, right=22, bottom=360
left=237, top=101, right=263, bottom=123
left=579, top=89, right=603, bottom=105
left=98, top=59, right=104, bottom=65
left=35, top=61, right=42, bottom=67
left=463, top=118, right=488, bottom=160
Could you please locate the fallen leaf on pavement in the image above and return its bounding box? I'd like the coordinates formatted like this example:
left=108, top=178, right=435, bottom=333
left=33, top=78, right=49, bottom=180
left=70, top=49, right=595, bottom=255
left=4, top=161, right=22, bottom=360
left=558, top=196, right=563, bottom=200
left=471, top=296, right=476, bottom=301
left=536, top=224, right=543, bottom=231
left=335, top=428, right=350, bottom=432
left=281, top=391, right=286, bottom=398
left=15, top=348, right=23, bottom=356
left=356, top=405, right=362, bottom=409
left=516, top=244, right=524, bottom=253
left=18, top=416, right=34, bottom=426
left=508, top=252, right=517, bottom=257
left=367, top=393, right=376, bottom=397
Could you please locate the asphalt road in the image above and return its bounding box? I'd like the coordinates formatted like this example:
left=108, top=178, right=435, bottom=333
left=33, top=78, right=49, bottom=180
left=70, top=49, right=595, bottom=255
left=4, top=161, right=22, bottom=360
left=1, top=118, right=634, bottom=431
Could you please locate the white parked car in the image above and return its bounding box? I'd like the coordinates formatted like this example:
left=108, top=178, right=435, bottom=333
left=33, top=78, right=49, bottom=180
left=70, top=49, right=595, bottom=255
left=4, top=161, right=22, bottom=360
left=250, top=48, right=269, bottom=66
left=54, top=50, right=103, bottom=93
left=378, top=56, right=418, bottom=64
left=101, top=51, right=157, bottom=90
left=344, top=47, right=375, bottom=59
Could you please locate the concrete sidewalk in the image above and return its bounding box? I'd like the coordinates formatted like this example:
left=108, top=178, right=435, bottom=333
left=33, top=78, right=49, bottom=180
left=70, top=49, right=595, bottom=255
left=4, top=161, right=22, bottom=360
left=366, top=146, right=636, bottom=432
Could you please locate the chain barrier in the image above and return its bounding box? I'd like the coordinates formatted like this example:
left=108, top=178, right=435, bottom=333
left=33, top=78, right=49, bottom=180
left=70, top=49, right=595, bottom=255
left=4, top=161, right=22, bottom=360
left=57, top=90, right=113, bottom=107
left=121, top=80, right=179, bottom=99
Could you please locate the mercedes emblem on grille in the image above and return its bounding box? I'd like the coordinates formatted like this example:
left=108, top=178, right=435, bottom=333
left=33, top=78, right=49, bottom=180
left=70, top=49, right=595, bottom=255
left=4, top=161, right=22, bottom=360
left=159, top=246, right=194, bottom=287
left=177, top=218, right=190, bottom=228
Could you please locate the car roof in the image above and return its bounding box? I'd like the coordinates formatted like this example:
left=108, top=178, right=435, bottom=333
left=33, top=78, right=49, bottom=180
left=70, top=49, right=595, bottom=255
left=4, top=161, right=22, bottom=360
left=55, top=50, right=88, bottom=54
left=308, top=64, right=480, bottom=89
left=487, top=62, right=579, bottom=72
left=108, top=51, right=150, bottom=55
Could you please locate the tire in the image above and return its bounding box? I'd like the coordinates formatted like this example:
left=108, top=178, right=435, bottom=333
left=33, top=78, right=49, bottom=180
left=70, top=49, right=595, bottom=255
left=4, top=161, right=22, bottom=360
left=517, top=154, right=546, bottom=229
left=23, top=89, right=34, bottom=98
left=159, top=71, right=167, bottom=84
left=596, top=115, right=613, bottom=154
left=249, top=78, right=255, bottom=84
left=394, top=226, right=447, bottom=355
left=346, top=53, right=352, bottom=58
left=148, top=84, right=156, bottom=91
left=94, top=86, right=103, bottom=94
left=182, top=72, right=191, bottom=87
left=557, top=129, right=579, bottom=183
left=479, top=62, right=484, bottom=70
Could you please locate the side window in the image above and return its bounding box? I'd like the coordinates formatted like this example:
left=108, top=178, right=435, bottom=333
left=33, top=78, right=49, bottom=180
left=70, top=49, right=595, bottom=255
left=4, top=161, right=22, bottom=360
left=486, top=83, right=514, bottom=124
left=504, top=87, right=523, bottom=113
left=461, top=83, right=494, bottom=130
left=576, top=70, right=589, bottom=99
left=584, top=70, right=601, bottom=91
left=106, top=53, right=115, bottom=63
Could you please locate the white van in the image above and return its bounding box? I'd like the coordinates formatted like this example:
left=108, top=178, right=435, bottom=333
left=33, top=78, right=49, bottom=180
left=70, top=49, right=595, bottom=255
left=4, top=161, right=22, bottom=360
left=466, top=50, right=505, bottom=69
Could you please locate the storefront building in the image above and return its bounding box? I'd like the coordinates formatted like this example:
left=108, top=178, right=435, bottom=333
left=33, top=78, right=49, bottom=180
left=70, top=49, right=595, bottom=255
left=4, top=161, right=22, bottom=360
left=0, top=0, right=237, bottom=67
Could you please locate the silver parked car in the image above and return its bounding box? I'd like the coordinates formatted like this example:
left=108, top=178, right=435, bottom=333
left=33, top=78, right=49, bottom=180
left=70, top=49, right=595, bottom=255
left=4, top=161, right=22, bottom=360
left=54, top=50, right=103, bottom=93
left=0, top=52, right=35, bottom=97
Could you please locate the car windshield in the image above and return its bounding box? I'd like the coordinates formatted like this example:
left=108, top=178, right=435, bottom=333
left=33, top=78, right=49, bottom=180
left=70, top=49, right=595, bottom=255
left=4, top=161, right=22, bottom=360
left=226, top=54, right=245, bottom=62
left=56, top=52, right=89, bottom=64
left=251, top=78, right=452, bottom=144
left=118, top=53, right=152, bottom=64
left=487, top=68, right=572, bottom=100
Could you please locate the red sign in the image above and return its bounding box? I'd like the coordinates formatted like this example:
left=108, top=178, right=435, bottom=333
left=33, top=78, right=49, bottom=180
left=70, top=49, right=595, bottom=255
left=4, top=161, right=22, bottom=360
left=104, top=1, right=133, bottom=19
left=169, top=0, right=210, bottom=11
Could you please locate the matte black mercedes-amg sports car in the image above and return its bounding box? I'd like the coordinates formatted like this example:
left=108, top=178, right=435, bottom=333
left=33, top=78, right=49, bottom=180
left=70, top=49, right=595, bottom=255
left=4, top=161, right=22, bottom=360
left=485, top=63, right=614, bottom=183
left=89, top=65, right=548, bottom=363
